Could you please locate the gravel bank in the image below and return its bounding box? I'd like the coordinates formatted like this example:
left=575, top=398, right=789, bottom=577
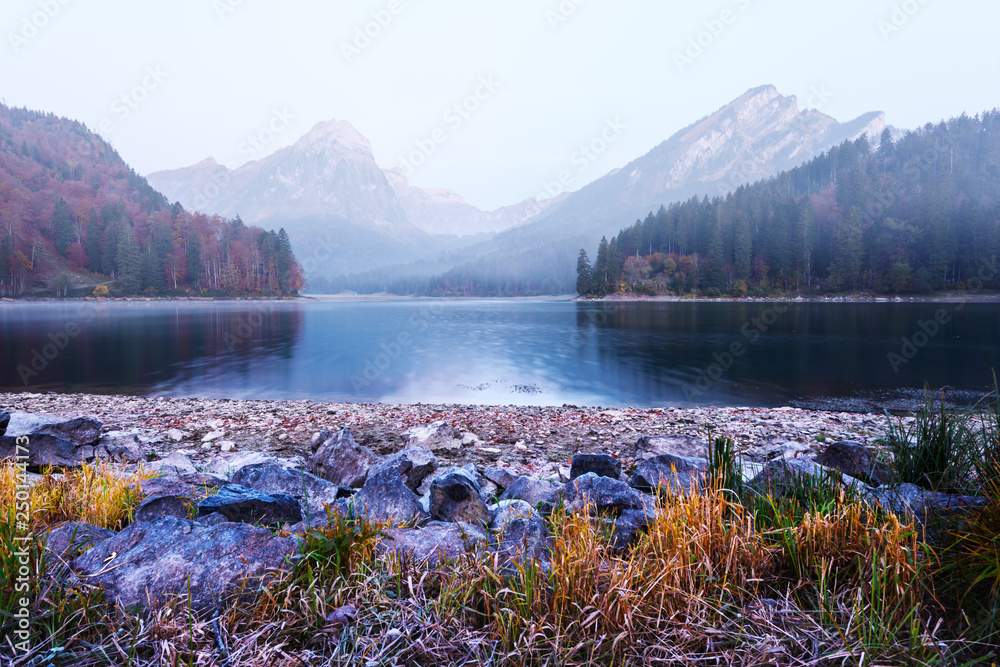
left=0, top=392, right=896, bottom=478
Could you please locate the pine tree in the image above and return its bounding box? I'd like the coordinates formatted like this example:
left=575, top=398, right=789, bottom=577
left=115, top=223, right=141, bottom=293
left=85, top=209, right=102, bottom=273
left=575, top=249, right=593, bottom=295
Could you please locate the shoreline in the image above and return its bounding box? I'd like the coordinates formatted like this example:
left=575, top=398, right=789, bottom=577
left=1, top=392, right=897, bottom=479
left=576, top=292, right=1000, bottom=304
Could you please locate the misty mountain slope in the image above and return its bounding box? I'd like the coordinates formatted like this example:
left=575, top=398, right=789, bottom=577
left=384, top=168, right=566, bottom=237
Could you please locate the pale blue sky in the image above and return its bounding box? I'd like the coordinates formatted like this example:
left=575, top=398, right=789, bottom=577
left=3, top=1, right=998, bottom=210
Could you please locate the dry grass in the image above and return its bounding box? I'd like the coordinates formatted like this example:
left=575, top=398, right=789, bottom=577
left=1, top=467, right=997, bottom=666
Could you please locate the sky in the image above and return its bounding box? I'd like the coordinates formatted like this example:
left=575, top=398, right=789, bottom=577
left=2, top=1, right=999, bottom=211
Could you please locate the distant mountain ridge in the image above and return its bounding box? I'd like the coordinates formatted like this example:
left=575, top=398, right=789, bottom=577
left=148, top=85, right=888, bottom=291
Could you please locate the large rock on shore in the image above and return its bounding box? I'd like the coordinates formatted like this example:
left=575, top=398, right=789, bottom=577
left=352, top=456, right=430, bottom=524
left=815, top=441, right=889, bottom=486
left=71, top=516, right=296, bottom=614
left=631, top=454, right=708, bottom=493
left=197, top=484, right=303, bottom=526
left=500, top=477, right=561, bottom=510
left=570, top=453, right=622, bottom=481
left=308, top=429, right=379, bottom=488
left=0, top=411, right=102, bottom=467
left=403, top=421, right=463, bottom=452
left=429, top=470, right=489, bottom=525
left=231, top=463, right=340, bottom=517
left=45, top=522, right=116, bottom=561
left=378, top=521, right=488, bottom=566
left=0, top=409, right=10, bottom=437
left=564, top=473, right=642, bottom=515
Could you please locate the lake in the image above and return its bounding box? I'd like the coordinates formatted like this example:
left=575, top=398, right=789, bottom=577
left=0, top=299, right=997, bottom=408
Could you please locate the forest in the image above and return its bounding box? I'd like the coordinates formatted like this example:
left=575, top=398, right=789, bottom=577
left=0, top=105, right=303, bottom=297
left=578, top=111, right=1000, bottom=297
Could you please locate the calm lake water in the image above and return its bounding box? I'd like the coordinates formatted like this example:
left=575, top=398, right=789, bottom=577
left=0, top=299, right=998, bottom=408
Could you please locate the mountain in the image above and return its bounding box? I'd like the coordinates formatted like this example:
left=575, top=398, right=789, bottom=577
left=396, top=85, right=889, bottom=295
left=384, top=168, right=565, bottom=237
left=0, top=104, right=302, bottom=297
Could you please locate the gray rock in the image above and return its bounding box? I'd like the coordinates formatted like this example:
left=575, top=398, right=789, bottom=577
left=0, top=409, right=10, bottom=437
left=815, top=441, right=889, bottom=486
left=378, top=521, right=488, bottom=566
left=570, top=453, right=622, bottom=480
left=177, top=472, right=229, bottom=488
left=71, top=516, right=296, bottom=614
left=490, top=500, right=536, bottom=534
left=0, top=411, right=103, bottom=467
left=135, top=494, right=194, bottom=523
left=403, top=421, right=462, bottom=452
left=632, top=454, right=708, bottom=493
left=310, top=429, right=333, bottom=454
left=483, top=466, right=519, bottom=491
left=380, top=446, right=438, bottom=492
left=608, top=509, right=649, bottom=552
left=352, top=459, right=428, bottom=524
left=96, top=431, right=146, bottom=464
left=744, top=437, right=813, bottom=462
left=429, top=470, right=489, bottom=525
left=495, top=516, right=552, bottom=565
left=564, top=473, right=642, bottom=515
left=307, top=429, right=379, bottom=489
left=499, top=476, right=562, bottom=511
left=865, top=483, right=987, bottom=524
left=197, top=484, right=303, bottom=526
left=196, top=512, right=230, bottom=527
left=635, top=434, right=709, bottom=460
left=748, top=458, right=865, bottom=497
left=146, top=452, right=197, bottom=477
left=209, top=451, right=291, bottom=478
left=230, top=463, right=340, bottom=516
left=129, top=477, right=196, bottom=501
left=45, top=522, right=116, bottom=560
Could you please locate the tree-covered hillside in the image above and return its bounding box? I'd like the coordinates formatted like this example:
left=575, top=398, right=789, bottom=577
left=579, top=111, right=1000, bottom=297
left=0, top=105, right=303, bottom=297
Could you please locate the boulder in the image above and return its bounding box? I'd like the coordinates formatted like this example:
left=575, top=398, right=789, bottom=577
left=744, top=437, right=813, bottom=462
left=490, top=500, right=536, bottom=534
left=815, top=441, right=889, bottom=486
left=403, top=421, right=463, bottom=452
left=564, top=473, right=642, bottom=515
left=0, top=411, right=102, bottom=467
left=380, top=446, right=438, bottom=492
left=134, top=494, right=193, bottom=523
left=865, top=483, right=987, bottom=524
left=378, top=521, right=487, bottom=566
left=636, top=434, right=709, bottom=460
left=570, top=453, right=622, bottom=481
left=632, top=454, right=708, bottom=493
left=352, top=459, right=428, bottom=524
left=495, top=516, right=552, bottom=565
left=177, top=472, right=229, bottom=488
left=71, top=516, right=296, bottom=614
left=307, top=429, right=379, bottom=489
left=130, top=477, right=196, bottom=501
left=607, top=509, right=650, bottom=552
left=499, top=477, right=562, bottom=510
left=747, top=458, right=863, bottom=497
left=0, top=409, right=10, bottom=437
left=209, top=451, right=293, bottom=478
left=45, top=522, right=116, bottom=561
left=230, top=463, right=340, bottom=517
left=483, top=466, right=519, bottom=491
left=91, top=431, right=147, bottom=464
left=197, top=484, right=303, bottom=526
left=145, top=452, right=197, bottom=477
left=429, top=470, right=489, bottom=525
